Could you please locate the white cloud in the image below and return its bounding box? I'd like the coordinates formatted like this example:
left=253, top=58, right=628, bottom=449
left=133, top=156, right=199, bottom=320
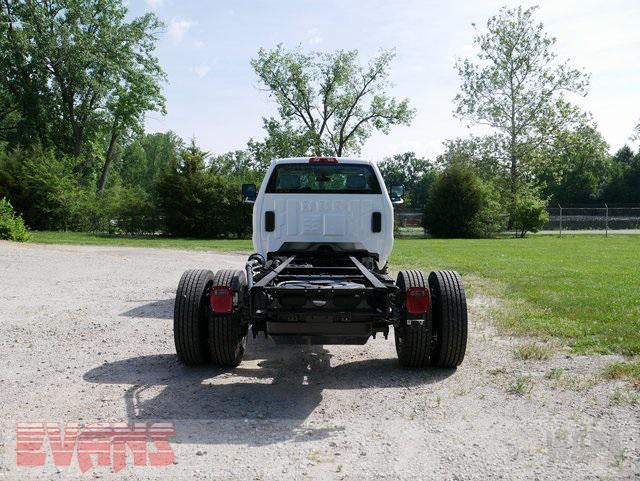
left=145, top=0, right=164, bottom=9
left=192, top=40, right=206, bottom=49
left=307, top=27, right=323, bottom=46
left=169, top=17, right=192, bottom=42
left=192, top=64, right=210, bottom=79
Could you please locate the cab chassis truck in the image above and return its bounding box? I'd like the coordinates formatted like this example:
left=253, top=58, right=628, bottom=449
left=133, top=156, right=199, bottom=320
left=173, top=157, right=467, bottom=368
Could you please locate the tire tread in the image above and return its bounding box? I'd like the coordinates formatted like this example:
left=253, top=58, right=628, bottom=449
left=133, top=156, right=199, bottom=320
left=395, top=269, right=431, bottom=367
left=173, top=269, right=213, bottom=365
left=429, top=270, right=467, bottom=368
left=209, top=269, right=247, bottom=367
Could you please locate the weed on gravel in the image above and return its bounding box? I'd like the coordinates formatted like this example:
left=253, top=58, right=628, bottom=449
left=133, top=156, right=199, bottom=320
left=603, top=360, right=640, bottom=388
left=508, top=376, right=534, bottom=396
left=545, top=368, right=564, bottom=380
left=513, top=342, right=553, bottom=361
left=553, top=374, right=596, bottom=392
left=610, top=387, right=640, bottom=405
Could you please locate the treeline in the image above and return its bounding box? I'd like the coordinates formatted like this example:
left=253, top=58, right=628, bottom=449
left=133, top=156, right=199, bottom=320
left=0, top=134, right=259, bottom=237
left=1, top=1, right=639, bottom=241
left=379, top=136, right=640, bottom=207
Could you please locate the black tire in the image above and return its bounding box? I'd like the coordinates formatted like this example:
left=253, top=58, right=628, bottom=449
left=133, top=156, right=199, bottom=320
left=174, top=269, right=214, bottom=365
left=394, top=270, right=432, bottom=367
left=428, top=270, right=467, bottom=368
left=208, top=269, right=247, bottom=367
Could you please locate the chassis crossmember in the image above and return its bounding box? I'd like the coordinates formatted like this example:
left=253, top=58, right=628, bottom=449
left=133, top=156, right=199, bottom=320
left=245, top=253, right=399, bottom=345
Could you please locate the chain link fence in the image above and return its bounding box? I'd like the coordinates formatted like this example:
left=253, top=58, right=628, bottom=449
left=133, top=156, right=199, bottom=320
left=546, top=204, right=640, bottom=235
left=394, top=205, right=640, bottom=237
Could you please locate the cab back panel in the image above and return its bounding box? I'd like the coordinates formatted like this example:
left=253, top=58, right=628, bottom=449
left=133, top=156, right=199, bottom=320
left=255, top=194, right=392, bottom=261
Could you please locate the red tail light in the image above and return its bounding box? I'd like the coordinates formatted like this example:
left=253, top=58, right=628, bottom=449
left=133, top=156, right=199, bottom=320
left=405, top=287, right=430, bottom=315
left=309, top=157, right=338, bottom=164
left=210, top=286, right=233, bottom=313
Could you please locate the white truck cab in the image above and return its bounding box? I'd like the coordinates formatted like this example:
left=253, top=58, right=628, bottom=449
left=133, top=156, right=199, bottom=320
left=247, top=157, right=395, bottom=269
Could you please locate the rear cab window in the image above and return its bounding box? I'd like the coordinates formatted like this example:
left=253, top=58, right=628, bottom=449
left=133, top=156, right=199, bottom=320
left=265, top=163, right=382, bottom=194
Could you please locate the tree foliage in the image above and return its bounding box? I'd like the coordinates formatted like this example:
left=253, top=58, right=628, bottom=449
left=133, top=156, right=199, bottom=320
left=0, top=0, right=165, bottom=189
left=118, top=131, right=182, bottom=191
left=251, top=45, right=414, bottom=156
left=509, top=185, right=549, bottom=237
left=536, top=121, right=610, bottom=204
left=246, top=118, right=319, bottom=174
left=437, top=135, right=504, bottom=183
left=0, top=197, right=29, bottom=241
left=603, top=147, right=640, bottom=203
left=423, top=165, right=503, bottom=238
left=156, top=140, right=252, bottom=238
left=377, top=152, right=435, bottom=208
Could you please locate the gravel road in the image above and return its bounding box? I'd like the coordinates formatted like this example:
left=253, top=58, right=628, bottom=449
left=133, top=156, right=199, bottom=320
left=0, top=242, right=638, bottom=480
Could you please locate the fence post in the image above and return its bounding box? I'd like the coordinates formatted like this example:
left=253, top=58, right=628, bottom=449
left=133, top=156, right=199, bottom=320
left=558, top=204, right=562, bottom=238
left=605, top=203, right=608, bottom=237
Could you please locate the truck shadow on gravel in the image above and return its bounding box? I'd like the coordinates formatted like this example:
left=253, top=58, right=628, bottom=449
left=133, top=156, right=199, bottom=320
left=119, top=299, right=174, bottom=319
left=84, top=336, right=455, bottom=446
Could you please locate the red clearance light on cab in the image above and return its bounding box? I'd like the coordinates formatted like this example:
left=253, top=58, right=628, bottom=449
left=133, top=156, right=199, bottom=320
left=405, top=287, right=430, bottom=315
left=210, top=286, right=233, bottom=313
left=309, top=157, right=338, bottom=164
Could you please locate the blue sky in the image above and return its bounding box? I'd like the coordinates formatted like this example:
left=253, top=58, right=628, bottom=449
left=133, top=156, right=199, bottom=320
left=128, top=0, right=640, bottom=161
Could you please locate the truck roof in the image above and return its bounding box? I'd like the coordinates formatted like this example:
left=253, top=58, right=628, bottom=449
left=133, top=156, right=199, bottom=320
left=270, top=157, right=373, bottom=166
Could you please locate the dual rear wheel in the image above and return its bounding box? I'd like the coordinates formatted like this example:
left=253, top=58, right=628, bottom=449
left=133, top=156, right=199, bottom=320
left=173, top=268, right=247, bottom=367
left=395, top=270, right=467, bottom=368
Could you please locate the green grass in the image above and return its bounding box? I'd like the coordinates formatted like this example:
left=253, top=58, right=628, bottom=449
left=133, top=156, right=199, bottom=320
left=27, top=232, right=640, bottom=355
left=29, top=231, right=253, bottom=252
left=391, top=236, right=640, bottom=355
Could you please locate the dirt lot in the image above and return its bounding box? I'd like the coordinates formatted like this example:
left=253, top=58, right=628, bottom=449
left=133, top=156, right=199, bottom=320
left=0, top=242, right=638, bottom=480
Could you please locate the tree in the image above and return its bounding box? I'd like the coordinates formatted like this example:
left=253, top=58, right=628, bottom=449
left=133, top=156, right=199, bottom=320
left=251, top=45, right=414, bottom=156
left=612, top=145, right=634, bottom=167
left=156, top=139, right=252, bottom=238
left=96, top=34, right=166, bottom=190
left=536, top=121, right=610, bottom=204
left=602, top=147, right=640, bottom=203
left=0, top=0, right=165, bottom=184
left=454, top=6, right=590, bottom=200
left=119, top=131, right=182, bottom=192
left=377, top=152, right=435, bottom=208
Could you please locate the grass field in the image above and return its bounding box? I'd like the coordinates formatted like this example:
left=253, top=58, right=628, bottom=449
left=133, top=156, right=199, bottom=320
left=391, top=236, right=640, bottom=355
left=29, top=231, right=252, bottom=252
left=28, top=231, right=640, bottom=355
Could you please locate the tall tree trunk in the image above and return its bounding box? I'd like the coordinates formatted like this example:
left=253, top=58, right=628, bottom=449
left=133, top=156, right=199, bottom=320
left=508, top=65, right=517, bottom=231
left=72, top=123, right=83, bottom=157
left=97, top=126, right=118, bottom=192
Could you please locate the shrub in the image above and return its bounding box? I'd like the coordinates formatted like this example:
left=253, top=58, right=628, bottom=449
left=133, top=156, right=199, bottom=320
left=470, top=180, right=506, bottom=237
left=113, top=186, right=160, bottom=234
left=509, top=187, right=549, bottom=237
left=0, top=148, right=119, bottom=232
left=423, top=165, right=503, bottom=238
left=156, top=144, right=252, bottom=238
left=0, top=198, right=30, bottom=241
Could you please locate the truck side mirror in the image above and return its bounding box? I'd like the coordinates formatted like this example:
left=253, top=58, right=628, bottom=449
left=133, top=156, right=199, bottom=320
left=242, top=183, right=257, bottom=204
left=390, top=185, right=405, bottom=205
